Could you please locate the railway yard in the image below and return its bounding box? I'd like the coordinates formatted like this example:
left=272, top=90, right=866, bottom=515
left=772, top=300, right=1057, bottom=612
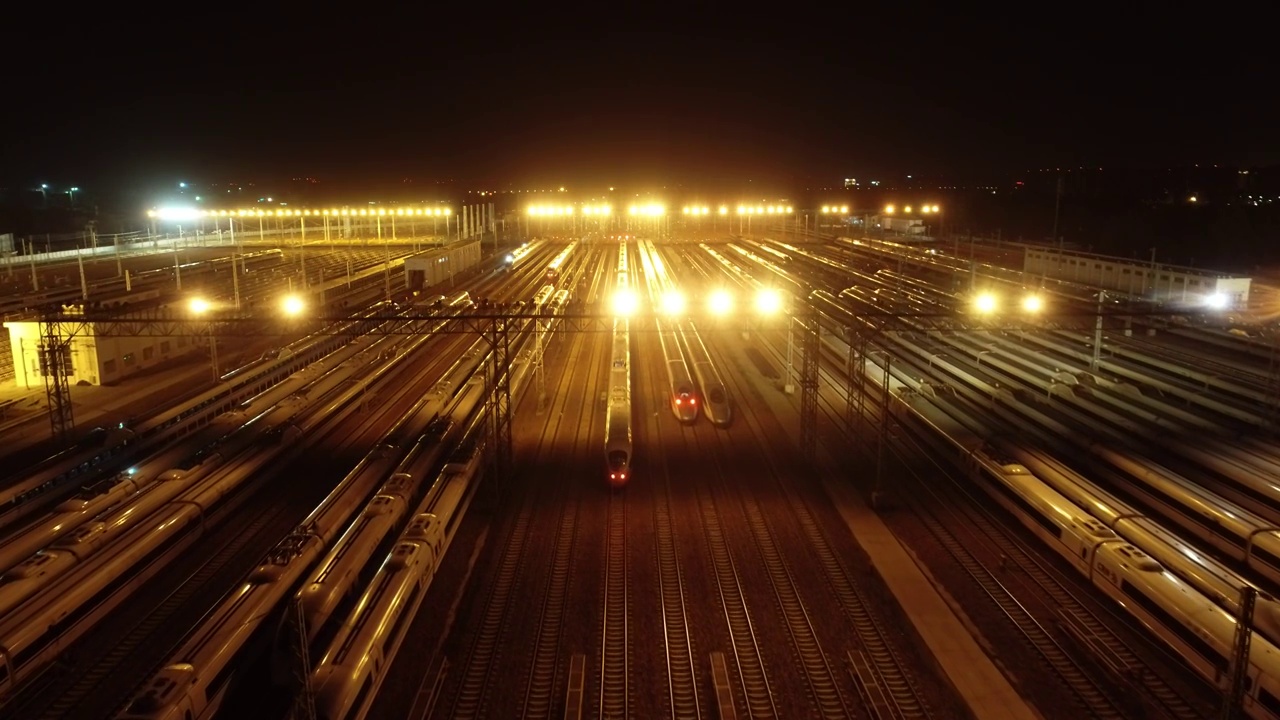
left=2, top=228, right=1280, bottom=720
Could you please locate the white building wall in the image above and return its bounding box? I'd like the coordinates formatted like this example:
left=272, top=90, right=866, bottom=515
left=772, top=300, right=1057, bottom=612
left=7, top=318, right=198, bottom=388
left=1023, top=248, right=1251, bottom=308
left=404, top=240, right=482, bottom=292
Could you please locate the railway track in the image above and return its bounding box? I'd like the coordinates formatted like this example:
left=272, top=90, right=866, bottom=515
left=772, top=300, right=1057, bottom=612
left=699, top=305, right=935, bottom=720
left=803, top=329, right=1209, bottom=718
left=521, top=497, right=581, bottom=718
left=654, top=478, right=701, bottom=719
left=597, top=491, right=631, bottom=719
left=695, top=483, right=779, bottom=719
left=901, top=430, right=1207, bottom=719
left=444, top=319, right=602, bottom=719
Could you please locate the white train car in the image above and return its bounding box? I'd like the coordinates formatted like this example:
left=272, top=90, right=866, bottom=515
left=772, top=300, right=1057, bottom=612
left=1004, top=445, right=1280, bottom=649
left=658, top=323, right=697, bottom=424
left=605, top=318, right=633, bottom=487
left=307, top=434, right=483, bottom=720
left=894, top=390, right=1280, bottom=720
left=681, top=324, right=731, bottom=428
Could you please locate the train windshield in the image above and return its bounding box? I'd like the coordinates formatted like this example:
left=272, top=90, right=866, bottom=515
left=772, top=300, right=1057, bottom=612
left=607, top=451, right=628, bottom=470
left=709, top=387, right=727, bottom=403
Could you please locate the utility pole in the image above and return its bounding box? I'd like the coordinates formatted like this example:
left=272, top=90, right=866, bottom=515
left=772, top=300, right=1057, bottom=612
left=1221, top=586, right=1257, bottom=720
left=1091, top=291, right=1105, bottom=371
left=1051, top=174, right=1064, bottom=248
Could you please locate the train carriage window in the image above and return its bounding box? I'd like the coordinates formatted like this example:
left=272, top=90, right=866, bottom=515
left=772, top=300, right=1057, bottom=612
left=1261, top=688, right=1280, bottom=716
left=1250, top=545, right=1280, bottom=571
left=987, top=474, right=1062, bottom=539
left=1121, top=581, right=1226, bottom=673
left=345, top=677, right=375, bottom=720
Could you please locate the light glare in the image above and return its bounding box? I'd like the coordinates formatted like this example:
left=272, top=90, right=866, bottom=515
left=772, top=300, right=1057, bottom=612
left=708, top=289, right=733, bottom=315
left=661, top=290, right=686, bottom=315
left=612, top=289, right=639, bottom=317
left=282, top=295, right=305, bottom=316
left=755, top=288, right=783, bottom=315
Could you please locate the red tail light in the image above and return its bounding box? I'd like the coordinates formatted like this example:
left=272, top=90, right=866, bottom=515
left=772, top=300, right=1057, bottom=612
left=690, top=398, right=697, bottom=405
left=675, top=398, right=682, bottom=405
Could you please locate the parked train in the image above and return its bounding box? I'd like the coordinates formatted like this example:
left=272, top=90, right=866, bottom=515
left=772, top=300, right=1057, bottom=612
left=0, top=302, right=393, bottom=524
left=606, top=317, right=633, bottom=487
left=0, top=297, right=472, bottom=700
left=893, top=388, right=1280, bottom=719
left=112, top=347, right=485, bottom=720
left=307, top=425, right=486, bottom=720
left=283, top=366, right=486, bottom=680
left=658, top=322, right=698, bottom=423
left=0, top=327, right=396, bottom=574
left=1001, top=444, right=1280, bottom=648
left=681, top=323, right=731, bottom=428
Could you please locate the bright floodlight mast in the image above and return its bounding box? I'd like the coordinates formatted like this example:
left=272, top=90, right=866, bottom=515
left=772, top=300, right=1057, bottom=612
left=188, top=297, right=219, bottom=382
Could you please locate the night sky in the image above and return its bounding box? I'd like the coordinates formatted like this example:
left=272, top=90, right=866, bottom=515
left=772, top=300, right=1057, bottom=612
left=6, top=11, right=1272, bottom=191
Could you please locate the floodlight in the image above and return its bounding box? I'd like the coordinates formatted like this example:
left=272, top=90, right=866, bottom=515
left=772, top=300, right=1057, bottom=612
left=708, top=289, right=733, bottom=316
left=973, top=292, right=998, bottom=314
left=755, top=288, right=783, bottom=315
left=661, top=290, right=686, bottom=315
left=282, top=295, right=305, bottom=316
left=612, top=289, right=639, bottom=317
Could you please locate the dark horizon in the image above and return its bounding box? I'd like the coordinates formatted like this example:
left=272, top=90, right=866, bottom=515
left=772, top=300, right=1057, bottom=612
left=6, top=12, right=1272, bottom=190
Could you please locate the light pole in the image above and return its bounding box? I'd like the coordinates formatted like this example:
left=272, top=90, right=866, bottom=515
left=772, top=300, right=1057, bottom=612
left=1092, top=291, right=1105, bottom=371
left=189, top=298, right=219, bottom=382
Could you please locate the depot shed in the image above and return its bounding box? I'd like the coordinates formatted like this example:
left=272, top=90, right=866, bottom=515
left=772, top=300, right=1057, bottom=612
left=403, top=240, right=480, bottom=292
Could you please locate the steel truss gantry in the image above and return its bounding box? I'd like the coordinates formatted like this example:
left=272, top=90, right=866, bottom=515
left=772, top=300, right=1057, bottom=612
left=32, top=303, right=1217, bottom=465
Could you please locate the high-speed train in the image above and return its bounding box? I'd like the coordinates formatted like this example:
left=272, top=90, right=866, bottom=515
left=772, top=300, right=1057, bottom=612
left=1000, top=443, right=1280, bottom=648
left=0, top=298, right=473, bottom=701
left=681, top=323, right=731, bottom=428
left=307, top=427, right=485, bottom=720
left=893, top=388, right=1280, bottom=719
left=0, top=305, right=379, bottom=525
left=284, top=365, right=486, bottom=679
left=113, top=355, right=483, bottom=720
left=0, top=327, right=391, bottom=575
left=606, top=317, right=633, bottom=487
left=658, top=322, right=698, bottom=423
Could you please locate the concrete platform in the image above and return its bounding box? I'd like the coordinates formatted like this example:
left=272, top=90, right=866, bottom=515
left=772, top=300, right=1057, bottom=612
left=734, top=338, right=1042, bottom=720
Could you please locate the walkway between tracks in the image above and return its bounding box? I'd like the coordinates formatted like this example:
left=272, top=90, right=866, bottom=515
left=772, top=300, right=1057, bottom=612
left=736, top=340, right=1043, bottom=720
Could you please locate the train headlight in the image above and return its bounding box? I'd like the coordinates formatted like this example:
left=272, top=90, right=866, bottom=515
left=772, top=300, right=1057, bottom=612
left=1021, top=294, right=1043, bottom=313
left=1205, top=293, right=1229, bottom=310
left=189, top=297, right=211, bottom=314
left=660, top=291, right=685, bottom=316
left=708, top=289, right=732, bottom=316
